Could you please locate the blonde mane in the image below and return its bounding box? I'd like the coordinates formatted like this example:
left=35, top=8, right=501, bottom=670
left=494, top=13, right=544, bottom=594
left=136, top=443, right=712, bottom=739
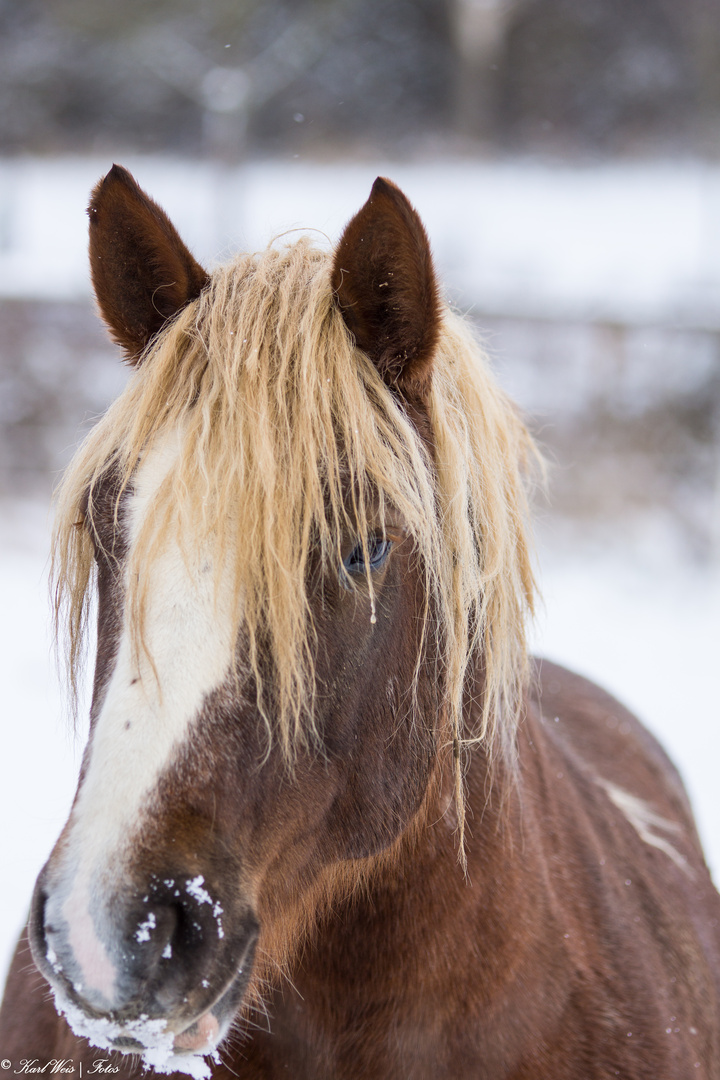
left=52, top=237, right=539, bottom=848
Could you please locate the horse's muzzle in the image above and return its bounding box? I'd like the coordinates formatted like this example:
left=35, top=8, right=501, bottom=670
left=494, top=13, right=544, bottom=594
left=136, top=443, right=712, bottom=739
left=28, top=861, right=258, bottom=1059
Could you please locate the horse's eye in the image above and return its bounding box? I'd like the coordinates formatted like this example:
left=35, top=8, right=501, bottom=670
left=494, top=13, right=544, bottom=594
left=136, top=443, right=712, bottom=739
left=342, top=535, right=392, bottom=581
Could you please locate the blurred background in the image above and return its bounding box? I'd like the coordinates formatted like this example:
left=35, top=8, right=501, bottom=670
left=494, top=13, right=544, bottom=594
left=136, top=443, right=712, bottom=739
left=1, top=0, right=719, bottom=981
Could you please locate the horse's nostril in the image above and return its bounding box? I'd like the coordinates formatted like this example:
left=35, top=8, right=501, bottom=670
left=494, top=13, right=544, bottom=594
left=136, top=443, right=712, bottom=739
left=127, top=891, right=217, bottom=997
left=159, top=898, right=206, bottom=956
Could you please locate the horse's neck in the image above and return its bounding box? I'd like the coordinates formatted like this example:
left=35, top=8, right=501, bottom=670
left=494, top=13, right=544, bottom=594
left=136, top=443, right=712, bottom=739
left=288, top=717, right=563, bottom=1034
left=246, top=720, right=571, bottom=1080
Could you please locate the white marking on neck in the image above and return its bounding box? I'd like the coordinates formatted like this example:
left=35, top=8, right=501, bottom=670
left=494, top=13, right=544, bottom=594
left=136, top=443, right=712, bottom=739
left=597, top=779, right=692, bottom=876
left=51, top=428, right=239, bottom=1000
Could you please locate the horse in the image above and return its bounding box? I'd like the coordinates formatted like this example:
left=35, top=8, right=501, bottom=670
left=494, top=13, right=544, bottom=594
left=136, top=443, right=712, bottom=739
left=0, top=165, right=718, bottom=1080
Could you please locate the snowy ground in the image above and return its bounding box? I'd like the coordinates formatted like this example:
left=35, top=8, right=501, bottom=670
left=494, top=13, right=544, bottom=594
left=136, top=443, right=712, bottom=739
left=1, top=496, right=718, bottom=987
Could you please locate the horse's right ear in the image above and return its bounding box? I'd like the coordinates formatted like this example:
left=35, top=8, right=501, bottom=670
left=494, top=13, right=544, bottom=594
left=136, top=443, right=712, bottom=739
left=88, top=165, right=209, bottom=364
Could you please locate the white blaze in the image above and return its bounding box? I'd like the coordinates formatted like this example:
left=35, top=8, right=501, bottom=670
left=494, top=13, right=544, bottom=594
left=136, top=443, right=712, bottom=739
left=49, top=429, right=238, bottom=1003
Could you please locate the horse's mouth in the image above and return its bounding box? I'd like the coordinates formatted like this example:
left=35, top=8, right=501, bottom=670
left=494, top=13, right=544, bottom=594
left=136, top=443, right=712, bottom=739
left=172, top=1010, right=221, bottom=1053
left=106, top=1008, right=220, bottom=1055
left=151, top=962, right=254, bottom=1058
left=51, top=974, right=245, bottom=1077
left=49, top=931, right=258, bottom=1075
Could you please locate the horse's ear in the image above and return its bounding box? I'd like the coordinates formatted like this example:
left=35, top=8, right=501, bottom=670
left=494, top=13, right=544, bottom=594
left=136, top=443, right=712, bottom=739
left=332, top=177, right=441, bottom=396
left=88, top=164, right=210, bottom=364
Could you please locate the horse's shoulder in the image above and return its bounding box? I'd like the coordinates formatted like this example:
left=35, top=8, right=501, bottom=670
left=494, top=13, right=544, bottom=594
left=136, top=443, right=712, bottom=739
left=519, top=660, right=720, bottom=962
left=527, top=657, right=694, bottom=827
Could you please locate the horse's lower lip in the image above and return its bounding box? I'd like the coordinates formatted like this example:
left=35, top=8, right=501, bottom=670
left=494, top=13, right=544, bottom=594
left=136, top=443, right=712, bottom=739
left=173, top=1011, right=220, bottom=1053
left=171, top=944, right=256, bottom=1055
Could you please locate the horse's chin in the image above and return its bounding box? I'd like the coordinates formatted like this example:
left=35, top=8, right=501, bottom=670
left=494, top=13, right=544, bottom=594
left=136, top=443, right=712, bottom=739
left=47, top=968, right=250, bottom=1080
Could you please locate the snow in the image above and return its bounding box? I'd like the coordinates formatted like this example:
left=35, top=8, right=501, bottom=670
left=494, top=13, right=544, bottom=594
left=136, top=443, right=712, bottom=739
left=185, top=876, right=224, bottom=939
left=51, top=983, right=217, bottom=1079
left=0, top=498, right=83, bottom=983
left=185, top=876, right=214, bottom=907
left=532, top=516, right=720, bottom=882
left=136, top=912, right=157, bottom=943
left=187, top=868, right=226, bottom=937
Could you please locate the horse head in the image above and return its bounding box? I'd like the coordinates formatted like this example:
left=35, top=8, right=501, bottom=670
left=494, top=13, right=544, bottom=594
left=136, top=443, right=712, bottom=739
left=28, top=167, right=534, bottom=1071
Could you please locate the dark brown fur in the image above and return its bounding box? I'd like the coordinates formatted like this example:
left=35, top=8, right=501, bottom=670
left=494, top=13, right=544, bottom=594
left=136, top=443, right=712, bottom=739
left=88, top=164, right=209, bottom=363
left=332, top=177, right=441, bottom=397
left=1, top=170, right=718, bottom=1079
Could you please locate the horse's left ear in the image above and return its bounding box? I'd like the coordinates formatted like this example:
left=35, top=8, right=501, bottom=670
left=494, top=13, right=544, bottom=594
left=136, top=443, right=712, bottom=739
left=332, top=178, right=441, bottom=397
left=88, top=164, right=210, bottom=364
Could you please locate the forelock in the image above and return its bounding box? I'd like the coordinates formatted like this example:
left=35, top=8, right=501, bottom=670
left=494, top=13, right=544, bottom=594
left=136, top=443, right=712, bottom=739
left=51, top=237, right=539, bottom=789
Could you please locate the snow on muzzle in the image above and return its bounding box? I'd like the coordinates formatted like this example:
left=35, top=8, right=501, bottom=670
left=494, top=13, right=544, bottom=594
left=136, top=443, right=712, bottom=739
left=29, top=852, right=258, bottom=1074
